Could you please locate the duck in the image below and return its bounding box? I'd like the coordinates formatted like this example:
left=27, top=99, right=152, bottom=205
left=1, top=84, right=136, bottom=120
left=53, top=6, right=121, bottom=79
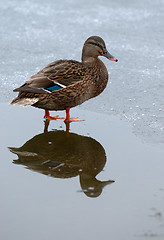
left=10, top=36, right=118, bottom=122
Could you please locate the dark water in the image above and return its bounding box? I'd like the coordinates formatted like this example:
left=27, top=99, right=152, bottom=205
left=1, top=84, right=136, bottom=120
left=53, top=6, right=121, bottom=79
left=1, top=103, right=164, bottom=240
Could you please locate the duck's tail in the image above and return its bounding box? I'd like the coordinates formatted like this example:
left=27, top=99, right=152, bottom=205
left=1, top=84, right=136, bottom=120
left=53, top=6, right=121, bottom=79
left=9, top=96, right=39, bottom=106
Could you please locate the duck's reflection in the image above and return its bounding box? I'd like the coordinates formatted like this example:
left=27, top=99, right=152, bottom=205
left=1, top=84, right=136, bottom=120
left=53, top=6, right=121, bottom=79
left=9, top=121, right=114, bottom=197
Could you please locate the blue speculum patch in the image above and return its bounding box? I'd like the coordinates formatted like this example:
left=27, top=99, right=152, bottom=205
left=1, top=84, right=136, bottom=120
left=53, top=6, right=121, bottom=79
left=45, top=84, right=62, bottom=92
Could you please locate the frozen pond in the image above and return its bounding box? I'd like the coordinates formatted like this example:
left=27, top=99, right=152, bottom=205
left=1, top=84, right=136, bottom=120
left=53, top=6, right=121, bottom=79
left=0, top=0, right=164, bottom=146
left=0, top=0, right=164, bottom=239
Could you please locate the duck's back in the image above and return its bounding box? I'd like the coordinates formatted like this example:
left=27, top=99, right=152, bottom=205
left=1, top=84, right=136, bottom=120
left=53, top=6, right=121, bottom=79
left=25, top=59, right=88, bottom=88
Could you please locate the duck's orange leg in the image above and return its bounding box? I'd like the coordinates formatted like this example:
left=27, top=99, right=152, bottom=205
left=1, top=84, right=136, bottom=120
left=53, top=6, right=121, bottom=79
left=44, top=110, right=64, bottom=120
left=64, top=107, right=83, bottom=122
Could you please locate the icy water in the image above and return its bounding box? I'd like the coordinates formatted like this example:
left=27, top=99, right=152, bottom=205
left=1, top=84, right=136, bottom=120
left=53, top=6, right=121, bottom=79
left=1, top=104, right=164, bottom=240
left=0, top=0, right=164, bottom=239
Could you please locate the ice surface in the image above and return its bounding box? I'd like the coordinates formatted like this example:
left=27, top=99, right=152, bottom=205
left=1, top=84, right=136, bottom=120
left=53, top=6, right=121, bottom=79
left=0, top=0, right=164, bottom=146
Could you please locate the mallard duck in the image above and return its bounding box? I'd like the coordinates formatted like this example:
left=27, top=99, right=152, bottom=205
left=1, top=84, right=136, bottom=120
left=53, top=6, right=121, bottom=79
left=10, top=36, right=118, bottom=122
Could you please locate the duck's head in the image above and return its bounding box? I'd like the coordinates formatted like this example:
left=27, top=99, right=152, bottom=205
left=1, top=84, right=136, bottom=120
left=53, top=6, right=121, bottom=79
left=82, top=36, right=118, bottom=63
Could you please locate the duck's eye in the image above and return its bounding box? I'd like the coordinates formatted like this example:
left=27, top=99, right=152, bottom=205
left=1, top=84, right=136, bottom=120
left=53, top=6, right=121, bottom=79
left=98, top=50, right=103, bottom=55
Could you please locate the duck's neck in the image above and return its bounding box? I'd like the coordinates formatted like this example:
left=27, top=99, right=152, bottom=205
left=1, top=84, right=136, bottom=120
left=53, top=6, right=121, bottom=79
left=81, top=45, right=99, bottom=65
left=82, top=55, right=100, bottom=66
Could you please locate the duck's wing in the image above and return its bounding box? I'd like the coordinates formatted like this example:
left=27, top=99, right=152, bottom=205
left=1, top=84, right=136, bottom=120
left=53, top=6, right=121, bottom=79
left=14, top=60, right=86, bottom=94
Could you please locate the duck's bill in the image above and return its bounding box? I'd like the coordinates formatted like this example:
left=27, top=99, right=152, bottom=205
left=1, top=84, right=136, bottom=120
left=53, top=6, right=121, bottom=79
left=103, top=50, right=118, bottom=62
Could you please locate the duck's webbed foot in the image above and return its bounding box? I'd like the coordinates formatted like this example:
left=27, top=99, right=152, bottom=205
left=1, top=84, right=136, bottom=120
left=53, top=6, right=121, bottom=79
left=44, top=110, right=64, bottom=120
left=64, top=117, right=83, bottom=122
left=64, top=107, right=84, bottom=122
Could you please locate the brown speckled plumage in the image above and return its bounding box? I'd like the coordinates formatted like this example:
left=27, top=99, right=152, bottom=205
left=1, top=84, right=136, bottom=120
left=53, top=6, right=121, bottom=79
left=10, top=36, right=118, bottom=112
